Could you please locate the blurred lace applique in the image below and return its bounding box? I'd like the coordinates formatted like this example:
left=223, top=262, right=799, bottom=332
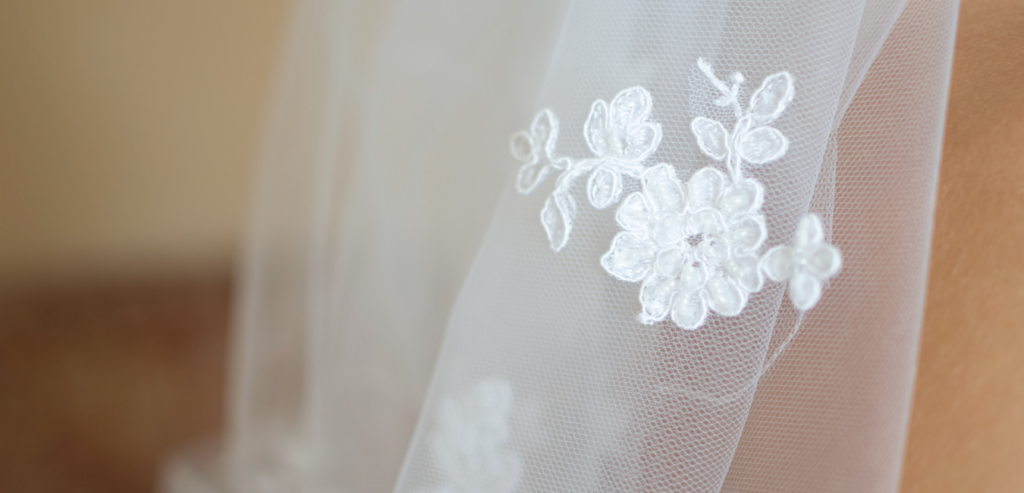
left=509, top=59, right=841, bottom=329
left=425, top=379, right=520, bottom=493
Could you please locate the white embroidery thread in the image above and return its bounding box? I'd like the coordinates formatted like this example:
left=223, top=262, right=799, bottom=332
left=511, top=58, right=842, bottom=328
left=426, top=379, right=521, bottom=493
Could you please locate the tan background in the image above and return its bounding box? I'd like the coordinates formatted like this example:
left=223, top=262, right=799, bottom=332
left=0, top=0, right=1022, bottom=492
left=0, top=0, right=290, bottom=290
left=902, top=0, right=1024, bottom=491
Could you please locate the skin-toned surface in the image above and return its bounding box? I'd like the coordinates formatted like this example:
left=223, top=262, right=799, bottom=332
left=0, top=0, right=289, bottom=290
left=901, top=0, right=1024, bottom=492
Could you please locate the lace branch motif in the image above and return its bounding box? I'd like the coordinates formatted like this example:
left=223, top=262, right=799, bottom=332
left=511, top=88, right=662, bottom=251
left=510, top=58, right=842, bottom=329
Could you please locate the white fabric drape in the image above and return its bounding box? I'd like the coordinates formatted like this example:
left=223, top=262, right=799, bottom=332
left=162, top=1, right=958, bottom=492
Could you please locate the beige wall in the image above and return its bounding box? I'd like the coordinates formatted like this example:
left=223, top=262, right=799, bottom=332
left=0, top=0, right=292, bottom=289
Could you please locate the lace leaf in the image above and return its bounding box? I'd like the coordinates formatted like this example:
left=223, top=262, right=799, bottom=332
left=609, top=86, right=653, bottom=131
left=516, top=161, right=550, bottom=194
left=583, top=99, right=611, bottom=157
left=623, top=121, right=662, bottom=162
left=587, top=167, right=623, bottom=209
left=748, top=71, right=794, bottom=122
left=541, top=192, right=576, bottom=252
left=736, top=126, right=788, bottom=164
left=530, top=109, right=558, bottom=157
left=690, top=117, right=728, bottom=160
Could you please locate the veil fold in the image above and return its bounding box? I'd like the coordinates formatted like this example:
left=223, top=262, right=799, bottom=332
left=162, top=1, right=959, bottom=492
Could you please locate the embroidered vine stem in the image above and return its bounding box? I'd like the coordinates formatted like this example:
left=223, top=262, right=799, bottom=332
left=552, top=158, right=643, bottom=197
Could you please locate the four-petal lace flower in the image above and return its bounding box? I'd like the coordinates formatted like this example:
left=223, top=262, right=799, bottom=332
left=582, top=87, right=663, bottom=209
left=761, top=214, right=842, bottom=311
left=509, top=58, right=843, bottom=329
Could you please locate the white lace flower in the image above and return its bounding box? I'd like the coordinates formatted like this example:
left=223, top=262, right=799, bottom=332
left=427, top=379, right=520, bottom=493
left=510, top=109, right=569, bottom=194
left=760, top=214, right=842, bottom=311
left=583, top=86, right=663, bottom=209
left=601, top=164, right=767, bottom=329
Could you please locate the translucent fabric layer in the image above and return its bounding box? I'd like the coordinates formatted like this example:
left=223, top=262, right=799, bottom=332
left=162, top=0, right=958, bottom=492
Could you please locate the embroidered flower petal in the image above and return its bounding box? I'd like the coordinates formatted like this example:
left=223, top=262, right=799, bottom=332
left=795, top=213, right=825, bottom=249
left=679, top=259, right=709, bottom=292
left=691, top=117, right=728, bottom=161
left=724, top=214, right=768, bottom=253
left=609, top=86, right=654, bottom=132
left=789, top=270, right=822, bottom=311
left=736, top=126, right=788, bottom=165
left=748, top=71, right=794, bottom=123
left=686, top=208, right=726, bottom=237
left=696, top=237, right=729, bottom=265
left=724, top=254, right=764, bottom=293
left=653, top=212, right=687, bottom=247
left=587, top=167, right=623, bottom=209
left=509, top=131, right=535, bottom=163
left=704, top=276, right=745, bottom=316
left=719, top=179, right=764, bottom=217
left=584, top=99, right=611, bottom=157
left=760, top=245, right=795, bottom=282
left=541, top=192, right=576, bottom=252
left=638, top=275, right=678, bottom=323
left=641, top=163, right=686, bottom=212
left=622, top=122, right=662, bottom=162
left=688, top=167, right=725, bottom=210
left=671, top=291, right=708, bottom=330
left=601, top=232, right=658, bottom=282
left=655, top=247, right=689, bottom=278
left=516, top=161, right=551, bottom=194
left=616, top=192, right=654, bottom=232
left=531, top=109, right=559, bottom=157
left=804, top=243, right=842, bottom=279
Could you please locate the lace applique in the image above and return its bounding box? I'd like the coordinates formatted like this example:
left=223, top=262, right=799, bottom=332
left=425, top=379, right=521, bottom=493
left=511, top=59, right=842, bottom=329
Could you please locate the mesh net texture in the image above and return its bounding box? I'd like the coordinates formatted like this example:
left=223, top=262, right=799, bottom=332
left=219, top=1, right=959, bottom=492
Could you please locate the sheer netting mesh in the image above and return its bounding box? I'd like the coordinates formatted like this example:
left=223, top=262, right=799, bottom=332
left=176, top=0, right=959, bottom=493
left=393, top=1, right=956, bottom=493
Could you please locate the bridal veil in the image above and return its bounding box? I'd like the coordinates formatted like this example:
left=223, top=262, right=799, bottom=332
left=162, top=0, right=958, bottom=492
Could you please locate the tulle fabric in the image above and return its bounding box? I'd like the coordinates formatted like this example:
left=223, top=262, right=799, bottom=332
left=162, top=0, right=958, bottom=492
